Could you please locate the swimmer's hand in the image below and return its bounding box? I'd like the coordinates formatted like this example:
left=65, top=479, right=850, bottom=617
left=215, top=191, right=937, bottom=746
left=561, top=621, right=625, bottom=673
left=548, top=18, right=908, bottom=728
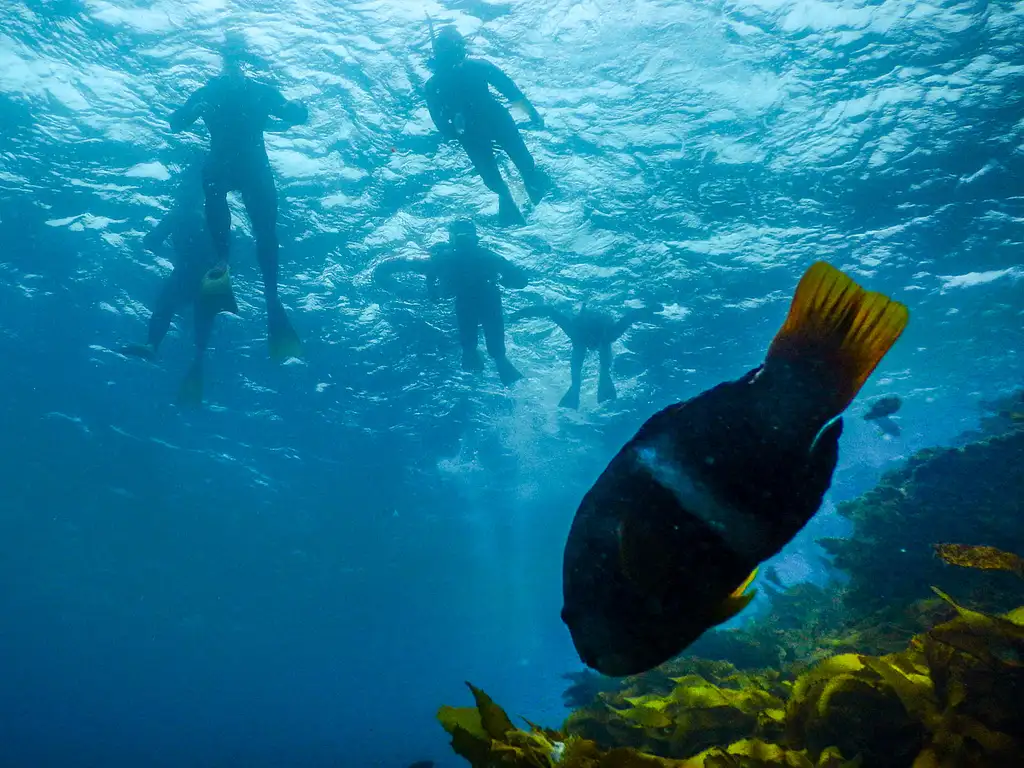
left=514, top=99, right=544, bottom=128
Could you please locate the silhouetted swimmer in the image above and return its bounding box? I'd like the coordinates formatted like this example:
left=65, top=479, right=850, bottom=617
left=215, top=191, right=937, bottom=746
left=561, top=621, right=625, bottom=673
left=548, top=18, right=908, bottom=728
left=374, top=219, right=527, bottom=385
left=424, top=25, right=552, bottom=226
left=510, top=303, right=655, bottom=408
left=168, top=30, right=307, bottom=362
left=864, top=394, right=902, bottom=437
left=122, top=162, right=236, bottom=407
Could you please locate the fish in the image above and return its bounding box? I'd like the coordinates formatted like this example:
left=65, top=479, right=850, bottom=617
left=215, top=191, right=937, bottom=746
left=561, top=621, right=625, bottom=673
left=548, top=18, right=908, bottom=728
left=561, top=262, right=909, bottom=677
left=864, top=394, right=902, bottom=421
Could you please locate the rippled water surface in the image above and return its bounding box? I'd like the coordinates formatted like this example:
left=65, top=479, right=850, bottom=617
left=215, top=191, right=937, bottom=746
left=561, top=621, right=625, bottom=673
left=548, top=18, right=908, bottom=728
left=1, top=0, right=1022, bottom=765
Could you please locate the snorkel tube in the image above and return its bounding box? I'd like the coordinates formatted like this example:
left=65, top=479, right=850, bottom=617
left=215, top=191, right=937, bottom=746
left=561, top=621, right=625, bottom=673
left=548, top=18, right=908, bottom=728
left=426, top=13, right=440, bottom=69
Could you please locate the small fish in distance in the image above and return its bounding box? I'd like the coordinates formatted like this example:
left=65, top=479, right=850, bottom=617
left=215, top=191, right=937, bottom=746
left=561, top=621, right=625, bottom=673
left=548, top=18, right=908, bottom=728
left=561, top=261, right=909, bottom=677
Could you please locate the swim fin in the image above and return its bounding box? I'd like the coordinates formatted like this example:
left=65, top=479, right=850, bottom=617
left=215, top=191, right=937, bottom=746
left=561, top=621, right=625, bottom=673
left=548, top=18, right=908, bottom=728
left=122, top=342, right=158, bottom=361
left=200, top=266, right=240, bottom=316
left=496, top=358, right=523, bottom=386
left=498, top=196, right=526, bottom=227
left=559, top=386, right=581, bottom=410
left=597, top=374, right=617, bottom=404
left=268, top=304, right=303, bottom=362
left=462, top=349, right=485, bottom=372
left=525, top=168, right=554, bottom=205
left=177, top=362, right=204, bottom=408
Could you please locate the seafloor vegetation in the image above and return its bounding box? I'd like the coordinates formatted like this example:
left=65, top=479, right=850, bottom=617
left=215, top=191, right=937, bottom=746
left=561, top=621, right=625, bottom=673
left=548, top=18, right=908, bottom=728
left=438, top=394, right=1024, bottom=767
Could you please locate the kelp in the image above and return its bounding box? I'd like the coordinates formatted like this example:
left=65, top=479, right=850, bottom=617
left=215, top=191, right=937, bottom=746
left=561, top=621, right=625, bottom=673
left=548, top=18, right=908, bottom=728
left=438, top=681, right=857, bottom=768
left=442, top=599, right=1024, bottom=768
left=784, top=592, right=1024, bottom=767
left=563, top=666, right=789, bottom=759
left=934, top=544, right=1024, bottom=577
left=444, top=422, right=1024, bottom=767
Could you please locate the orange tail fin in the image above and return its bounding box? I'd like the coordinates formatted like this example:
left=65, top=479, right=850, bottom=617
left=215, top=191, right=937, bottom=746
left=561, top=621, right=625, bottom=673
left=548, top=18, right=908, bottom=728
left=766, top=262, right=909, bottom=412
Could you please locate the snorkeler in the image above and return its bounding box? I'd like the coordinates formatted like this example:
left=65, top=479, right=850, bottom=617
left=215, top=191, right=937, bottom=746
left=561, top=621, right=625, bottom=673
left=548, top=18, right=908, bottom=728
left=168, top=30, right=307, bottom=362
left=424, top=24, right=552, bottom=226
left=374, top=219, right=527, bottom=385
left=122, top=162, right=237, bottom=407
left=864, top=394, right=902, bottom=437
left=509, top=303, right=655, bottom=409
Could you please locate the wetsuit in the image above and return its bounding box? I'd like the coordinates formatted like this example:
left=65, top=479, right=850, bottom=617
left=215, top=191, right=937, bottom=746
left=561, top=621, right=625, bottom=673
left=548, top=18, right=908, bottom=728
left=511, top=306, right=650, bottom=408
left=169, top=71, right=307, bottom=360
left=141, top=204, right=221, bottom=354
left=427, top=240, right=528, bottom=384
left=425, top=59, right=547, bottom=225
left=123, top=197, right=234, bottom=406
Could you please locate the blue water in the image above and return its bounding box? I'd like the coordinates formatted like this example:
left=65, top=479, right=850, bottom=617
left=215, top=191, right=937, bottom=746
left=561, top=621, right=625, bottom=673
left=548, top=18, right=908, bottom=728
left=1, top=0, right=1022, bottom=765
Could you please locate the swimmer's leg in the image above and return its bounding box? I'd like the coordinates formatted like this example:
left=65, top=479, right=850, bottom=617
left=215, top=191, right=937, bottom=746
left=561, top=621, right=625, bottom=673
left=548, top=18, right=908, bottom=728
left=178, top=298, right=218, bottom=409
left=242, top=165, right=302, bottom=362
left=482, top=293, right=522, bottom=386
left=456, top=296, right=484, bottom=372
left=202, top=167, right=231, bottom=267
left=559, top=344, right=586, bottom=409
left=496, top=112, right=551, bottom=205
left=461, top=134, right=524, bottom=226
left=597, top=342, right=617, bottom=403
left=122, top=270, right=185, bottom=360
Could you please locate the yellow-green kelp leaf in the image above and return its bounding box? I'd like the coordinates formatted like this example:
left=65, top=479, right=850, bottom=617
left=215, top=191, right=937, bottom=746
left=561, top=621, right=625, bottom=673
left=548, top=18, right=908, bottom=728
left=466, top=681, right=517, bottom=739
left=438, top=704, right=488, bottom=741
left=933, top=543, right=1024, bottom=576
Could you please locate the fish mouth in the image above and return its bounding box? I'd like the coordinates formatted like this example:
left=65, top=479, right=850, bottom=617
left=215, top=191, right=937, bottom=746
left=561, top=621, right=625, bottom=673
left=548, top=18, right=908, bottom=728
left=563, top=606, right=668, bottom=678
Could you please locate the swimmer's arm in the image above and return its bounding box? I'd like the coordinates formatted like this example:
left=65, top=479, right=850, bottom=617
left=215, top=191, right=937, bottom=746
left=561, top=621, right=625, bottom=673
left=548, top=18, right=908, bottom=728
left=373, top=256, right=432, bottom=285
left=265, top=86, right=309, bottom=127
left=508, top=305, right=573, bottom=335
left=612, top=306, right=658, bottom=340
left=141, top=214, right=175, bottom=252
left=481, top=61, right=543, bottom=126
left=425, top=77, right=457, bottom=140
left=490, top=252, right=528, bottom=289
left=169, top=87, right=208, bottom=132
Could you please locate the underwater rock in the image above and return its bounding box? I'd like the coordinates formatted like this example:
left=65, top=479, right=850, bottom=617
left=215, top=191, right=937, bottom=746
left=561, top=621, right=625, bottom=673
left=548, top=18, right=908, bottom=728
left=563, top=670, right=628, bottom=710
left=819, top=429, right=1024, bottom=628
left=443, top=593, right=1024, bottom=767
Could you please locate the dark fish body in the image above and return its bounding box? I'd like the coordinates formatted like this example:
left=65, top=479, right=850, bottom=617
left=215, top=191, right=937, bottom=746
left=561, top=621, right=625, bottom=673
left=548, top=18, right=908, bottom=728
left=865, top=394, right=901, bottom=420
left=560, top=262, right=909, bottom=677
left=561, top=360, right=842, bottom=677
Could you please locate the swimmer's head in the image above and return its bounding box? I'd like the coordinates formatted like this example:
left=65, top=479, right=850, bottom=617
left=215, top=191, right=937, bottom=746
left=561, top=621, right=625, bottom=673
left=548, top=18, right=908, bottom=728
left=432, top=25, right=467, bottom=67
left=220, top=29, right=258, bottom=73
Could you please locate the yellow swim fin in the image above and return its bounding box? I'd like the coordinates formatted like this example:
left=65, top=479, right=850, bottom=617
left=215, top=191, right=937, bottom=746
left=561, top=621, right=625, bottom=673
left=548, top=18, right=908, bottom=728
left=177, top=363, right=204, bottom=409
left=200, top=266, right=239, bottom=316
left=268, top=309, right=303, bottom=363
left=766, top=262, right=909, bottom=413
left=711, top=567, right=759, bottom=625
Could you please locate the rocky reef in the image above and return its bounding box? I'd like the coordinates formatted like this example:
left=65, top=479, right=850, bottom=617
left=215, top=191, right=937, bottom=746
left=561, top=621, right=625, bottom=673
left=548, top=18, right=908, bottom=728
left=438, top=394, right=1024, bottom=767
left=819, top=428, right=1024, bottom=633
left=440, top=590, right=1024, bottom=767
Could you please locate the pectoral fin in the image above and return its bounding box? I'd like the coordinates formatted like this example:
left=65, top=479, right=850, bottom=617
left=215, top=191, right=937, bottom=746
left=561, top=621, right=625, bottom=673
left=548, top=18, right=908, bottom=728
left=711, top=567, right=759, bottom=625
